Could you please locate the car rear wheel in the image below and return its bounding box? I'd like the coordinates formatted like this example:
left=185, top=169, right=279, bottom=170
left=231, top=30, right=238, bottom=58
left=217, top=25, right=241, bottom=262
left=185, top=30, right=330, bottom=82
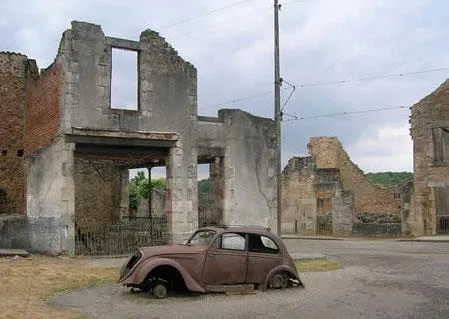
left=152, top=282, right=168, bottom=299
left=269, top=271, right=288, bottom=289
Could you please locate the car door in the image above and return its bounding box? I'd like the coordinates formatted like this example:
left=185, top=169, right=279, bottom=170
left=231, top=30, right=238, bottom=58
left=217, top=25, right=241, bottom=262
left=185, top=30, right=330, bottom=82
left=202, top=232, right=247, bottom=285
left=246, top=233, right=283, bottom=284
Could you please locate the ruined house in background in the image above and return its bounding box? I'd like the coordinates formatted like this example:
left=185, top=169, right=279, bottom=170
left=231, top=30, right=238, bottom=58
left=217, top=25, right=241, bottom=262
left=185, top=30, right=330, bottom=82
left=409, top=79, right=449, bottom=236
left=0, top=21, right=277, bottom=255
left=282, top=137, right=409, bottom=237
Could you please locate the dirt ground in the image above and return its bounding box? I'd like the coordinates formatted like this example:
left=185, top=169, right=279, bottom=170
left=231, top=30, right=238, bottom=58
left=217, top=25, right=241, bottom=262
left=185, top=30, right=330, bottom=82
left=47, top=239, right=449, bottom=319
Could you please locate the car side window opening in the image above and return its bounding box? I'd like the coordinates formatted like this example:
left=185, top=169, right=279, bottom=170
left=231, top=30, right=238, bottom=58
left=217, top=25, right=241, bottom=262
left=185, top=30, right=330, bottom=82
left=188, top=230, right=216, bottom=245
left=248, top=234, right=280, bottom=254
left=219, top=233, right=246, bottom=251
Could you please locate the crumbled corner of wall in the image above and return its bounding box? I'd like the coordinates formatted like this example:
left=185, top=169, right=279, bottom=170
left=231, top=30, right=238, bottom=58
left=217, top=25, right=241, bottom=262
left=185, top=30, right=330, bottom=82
left=139, top=28, right=196, bottom=72
left=0, top=51, right=27, bottom=58
left=26, top=59, right=39, bottom=79
left=282, top=156, right=312, bottom=176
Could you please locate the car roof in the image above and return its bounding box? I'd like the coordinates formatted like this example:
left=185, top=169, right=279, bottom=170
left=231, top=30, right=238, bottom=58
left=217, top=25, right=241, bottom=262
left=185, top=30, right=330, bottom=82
left=198, top=225, right=275, bottom=236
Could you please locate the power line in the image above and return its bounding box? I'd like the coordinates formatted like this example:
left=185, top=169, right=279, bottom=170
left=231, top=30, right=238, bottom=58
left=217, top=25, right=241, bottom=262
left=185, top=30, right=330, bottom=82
left=284, top=105, right=410, bottom=121
left=200, top=86, right=293, bottom=109
left=169, top=0, right=313, bottom=39
left=200, top=67, right=449, bottom=109
left=157, top=0, right=252, bottom=30
left=170, top=6, right=271, bottom=39
left=298, top=67, right=449, bottom=88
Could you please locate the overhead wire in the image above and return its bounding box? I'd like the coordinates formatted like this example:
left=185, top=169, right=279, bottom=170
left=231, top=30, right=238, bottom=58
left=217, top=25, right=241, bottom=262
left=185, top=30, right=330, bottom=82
left=200, top=67, right=449, bottom=109
left=298, top=67, right=449, bottom=88
left=169, top=0, right=313, bottom=39
left=284, top=105, right=410, bottom=121
left=156, top=0, right=253, bottom=30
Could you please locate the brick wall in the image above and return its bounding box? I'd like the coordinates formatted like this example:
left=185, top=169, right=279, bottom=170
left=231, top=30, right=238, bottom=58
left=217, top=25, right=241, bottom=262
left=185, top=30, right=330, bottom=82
left=74, top=158, right=123, bottom=225
left=0, top=53, right=27, bottom=215
left=26, top=61, right=62, bottom=154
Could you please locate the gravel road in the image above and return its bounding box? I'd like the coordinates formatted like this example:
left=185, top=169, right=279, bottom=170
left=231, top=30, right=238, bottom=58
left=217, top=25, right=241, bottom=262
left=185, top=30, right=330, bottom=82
left=48, top=239, right=449, bottom=319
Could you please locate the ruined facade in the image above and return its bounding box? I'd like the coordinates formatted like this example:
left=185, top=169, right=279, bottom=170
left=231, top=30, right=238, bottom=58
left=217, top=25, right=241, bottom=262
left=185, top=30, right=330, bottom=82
left=282, top=137, right=407, bottom=237
left=410, top=79, right=449, bottom=236
left=0, top=21, right=277, bottom=254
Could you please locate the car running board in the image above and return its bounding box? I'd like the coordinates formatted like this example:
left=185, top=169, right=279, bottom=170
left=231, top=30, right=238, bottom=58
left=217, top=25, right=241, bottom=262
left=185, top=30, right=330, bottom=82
left=205, top=284, right=256, bottom=295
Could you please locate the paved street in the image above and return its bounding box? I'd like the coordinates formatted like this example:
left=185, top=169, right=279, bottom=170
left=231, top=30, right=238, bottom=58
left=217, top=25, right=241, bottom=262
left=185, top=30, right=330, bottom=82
left=49, top=239, right=449, bottom=319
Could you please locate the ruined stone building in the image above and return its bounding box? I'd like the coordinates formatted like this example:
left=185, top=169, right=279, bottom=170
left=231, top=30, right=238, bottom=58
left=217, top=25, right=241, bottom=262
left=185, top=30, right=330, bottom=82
left=409, top=79, right=449, bottom=236
left=282, top=137, right=407, bottom=237
left=0, top=21, right=277, bottom=255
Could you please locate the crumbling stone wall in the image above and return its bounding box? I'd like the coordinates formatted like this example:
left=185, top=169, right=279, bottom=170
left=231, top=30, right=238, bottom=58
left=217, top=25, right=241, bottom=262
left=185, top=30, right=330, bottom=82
left=0, top=53, right=27, bottom=215
left=309, top=137, right=403, bottom=215
left=281, top=157, right=315, bottom=234
left=136, top=189, right=165, bottom=218
left=410, top=79, right=449, bottom=236
left=282, top=137, right=407, bottom=237
left=1, top=21, right=277, bottom=254
left=74, top=158, right=123, bottom=225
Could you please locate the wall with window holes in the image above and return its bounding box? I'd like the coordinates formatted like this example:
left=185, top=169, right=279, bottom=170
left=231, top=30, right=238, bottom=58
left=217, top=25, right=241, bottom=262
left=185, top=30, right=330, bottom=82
left=282, top=137, right=409, bottom=237
left=410, top=79, right=449, bottom=236
left=0, top=21, right=277, bottom=254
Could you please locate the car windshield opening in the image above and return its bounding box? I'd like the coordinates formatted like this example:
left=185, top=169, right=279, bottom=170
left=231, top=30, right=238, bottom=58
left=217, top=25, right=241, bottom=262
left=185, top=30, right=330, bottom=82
left=187, top=230, right=216, bottom=245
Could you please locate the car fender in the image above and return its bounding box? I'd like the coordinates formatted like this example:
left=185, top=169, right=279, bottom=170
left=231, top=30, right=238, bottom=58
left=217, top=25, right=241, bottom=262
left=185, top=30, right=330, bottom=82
left=134, top=257, right=206, bottom=293
left=260, top=264, right=304, bottom=291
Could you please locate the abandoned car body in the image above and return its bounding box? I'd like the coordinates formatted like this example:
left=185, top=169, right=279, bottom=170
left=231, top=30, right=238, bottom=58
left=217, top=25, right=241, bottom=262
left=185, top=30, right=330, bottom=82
left=118, top=226, right=303, bottom=298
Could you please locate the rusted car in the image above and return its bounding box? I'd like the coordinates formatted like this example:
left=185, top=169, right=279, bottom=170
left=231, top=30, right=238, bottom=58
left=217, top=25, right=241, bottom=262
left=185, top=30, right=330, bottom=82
left=118, top=225, right=303, bottom=298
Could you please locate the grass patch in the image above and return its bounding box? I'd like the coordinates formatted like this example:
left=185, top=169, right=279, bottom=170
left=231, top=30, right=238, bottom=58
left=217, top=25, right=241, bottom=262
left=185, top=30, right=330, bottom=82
left=0, top=256, right=119, bottom=319
left=296, top=259, right=343, bottom=272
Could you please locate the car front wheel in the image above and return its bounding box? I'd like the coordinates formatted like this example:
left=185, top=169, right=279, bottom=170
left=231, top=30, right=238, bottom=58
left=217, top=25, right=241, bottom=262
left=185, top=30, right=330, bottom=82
left=152, top=282, right=168, bottom=299
left=268, top=271, right=288, bottom=289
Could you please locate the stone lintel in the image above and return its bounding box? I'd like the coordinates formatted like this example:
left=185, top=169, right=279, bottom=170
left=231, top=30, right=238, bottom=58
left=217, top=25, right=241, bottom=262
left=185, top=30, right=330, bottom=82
left=67, top=128, right=179, bottom=148
left=427, top=180, right=449, bottom=187
left=106, top=37, right=141, bottom=51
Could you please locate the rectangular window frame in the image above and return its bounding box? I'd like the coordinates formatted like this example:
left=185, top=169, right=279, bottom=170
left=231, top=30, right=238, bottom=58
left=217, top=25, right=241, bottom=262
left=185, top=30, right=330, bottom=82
left=110, top=46, right=140, bottom=112
left=431, top=127, right=449, bottom=165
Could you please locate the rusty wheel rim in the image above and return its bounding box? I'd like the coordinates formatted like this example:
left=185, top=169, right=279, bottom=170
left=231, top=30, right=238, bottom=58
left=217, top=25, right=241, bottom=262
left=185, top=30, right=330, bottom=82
left=152, top=283, right=168, bottom=299
left=269, top=272, right=288, bottom=289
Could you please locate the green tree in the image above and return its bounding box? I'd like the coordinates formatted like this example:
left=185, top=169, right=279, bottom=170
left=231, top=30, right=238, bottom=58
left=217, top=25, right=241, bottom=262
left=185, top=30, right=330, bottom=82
left=198, top=178, right=210, bottom=193
left=365, top=172, right=413, bottom=187
left=128, top=172, right=166, bottom=209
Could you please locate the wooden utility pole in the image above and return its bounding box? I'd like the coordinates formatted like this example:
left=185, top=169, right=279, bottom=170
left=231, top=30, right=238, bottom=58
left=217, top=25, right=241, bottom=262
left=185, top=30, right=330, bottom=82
left=274, top=0, right=282, bottom=235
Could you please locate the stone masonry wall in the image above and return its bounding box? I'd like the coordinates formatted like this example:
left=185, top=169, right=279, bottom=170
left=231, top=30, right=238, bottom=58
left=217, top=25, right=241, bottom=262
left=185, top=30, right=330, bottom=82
left=309, top=137, right=403, bottom=215
left=0, top=53, right=27, bottom=215
left=410, top=79, right=449, bottom=235
left=282, top=137, right=406, bottom=236
left=281, top=157, right=315, bottom=234
left=74, top=158, right=122, bottom=225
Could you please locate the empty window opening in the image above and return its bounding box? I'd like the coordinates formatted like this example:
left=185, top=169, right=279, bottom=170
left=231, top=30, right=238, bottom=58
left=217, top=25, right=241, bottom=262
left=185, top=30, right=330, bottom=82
left=17, top=149, right=24, bottom=157
left=127, top=167, right=166, bottom=220
left=111, top=48, right=138, bottom=110
left=432, top=127, right=449, bottom=163
left=1, top=150, right=6, bottom=156
left=317, top=197, right=332, bottom=214
left=198, top=163, right=210, bottom=193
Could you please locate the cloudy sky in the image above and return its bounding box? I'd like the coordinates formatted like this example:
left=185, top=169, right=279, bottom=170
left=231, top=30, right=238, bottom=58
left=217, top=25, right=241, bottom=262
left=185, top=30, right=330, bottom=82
left=2, top=0, right=448, bottom=174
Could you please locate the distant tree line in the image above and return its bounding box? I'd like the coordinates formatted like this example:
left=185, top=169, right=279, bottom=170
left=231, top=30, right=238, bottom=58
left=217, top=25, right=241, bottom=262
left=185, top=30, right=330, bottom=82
left=365, top=172, right=413, bottom=187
